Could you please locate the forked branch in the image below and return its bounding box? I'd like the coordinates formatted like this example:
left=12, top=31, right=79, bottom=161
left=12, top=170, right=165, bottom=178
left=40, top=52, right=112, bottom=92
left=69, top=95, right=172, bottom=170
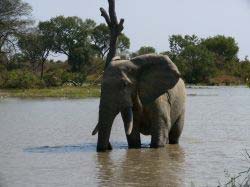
left=100, top=0, right=124, bottom=68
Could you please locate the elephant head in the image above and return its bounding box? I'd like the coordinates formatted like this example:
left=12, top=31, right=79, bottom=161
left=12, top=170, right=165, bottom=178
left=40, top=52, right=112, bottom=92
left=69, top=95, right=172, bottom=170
left=92, top=54, right=180, bottom=152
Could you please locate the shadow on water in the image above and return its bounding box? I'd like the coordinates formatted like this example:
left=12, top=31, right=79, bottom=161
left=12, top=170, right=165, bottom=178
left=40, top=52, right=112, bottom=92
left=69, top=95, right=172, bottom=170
left=23, top=142, right=151, bottom=153
left=96, top=145, right=185, bottom=187
left=24, top=143, right=97, bottom=153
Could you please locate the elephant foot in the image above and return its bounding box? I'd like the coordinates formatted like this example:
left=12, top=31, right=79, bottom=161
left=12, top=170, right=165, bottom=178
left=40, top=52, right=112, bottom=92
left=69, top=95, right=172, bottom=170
left=150, top=143, right=165, bottom=148
left=126, top=131, right=141, bottom=149
left=97, top=142, right=112, bottom=152
left=150, top=136, right=167, bottom=148
left=169, top=140, right=179, bottom=144
left=108, top=142, right=113, bottom=150
left=128, top=144, right=141, bottom=149
left=97, top=147, right=107, bottom=152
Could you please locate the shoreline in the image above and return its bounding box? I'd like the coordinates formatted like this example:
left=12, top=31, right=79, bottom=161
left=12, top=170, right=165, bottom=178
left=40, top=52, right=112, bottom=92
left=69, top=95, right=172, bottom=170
left=0, top=85, right=248, bottom=99
left=0, top=85, right=101, bottom=99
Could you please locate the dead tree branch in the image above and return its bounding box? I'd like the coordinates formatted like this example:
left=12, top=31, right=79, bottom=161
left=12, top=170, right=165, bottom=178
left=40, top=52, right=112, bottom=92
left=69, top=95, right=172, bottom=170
left=100, top=0, right=124, bottom=68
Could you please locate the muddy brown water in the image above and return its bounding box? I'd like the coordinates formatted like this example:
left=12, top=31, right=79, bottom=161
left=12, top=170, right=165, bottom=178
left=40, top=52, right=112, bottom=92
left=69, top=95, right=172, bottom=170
left=0, top=86, right=250, bottom=186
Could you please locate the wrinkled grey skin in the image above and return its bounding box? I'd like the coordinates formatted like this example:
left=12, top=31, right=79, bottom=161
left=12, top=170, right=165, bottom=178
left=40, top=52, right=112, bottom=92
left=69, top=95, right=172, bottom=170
left=92, top=54, right=186, bottom=152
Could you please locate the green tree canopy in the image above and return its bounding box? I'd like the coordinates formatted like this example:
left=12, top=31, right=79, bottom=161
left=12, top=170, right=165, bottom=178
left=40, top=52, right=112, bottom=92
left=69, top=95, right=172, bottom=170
left=116, top=33, right=130, bottom=55
left=137, top=46, right=156, bottom=55
left=131, top=46, right=156, bottom=57
left=38, top=16, right=96, bottom=72
left=91, top=23, right=130, bottom=59
left=237, top=57, right=250, bottom=82
left=167, top=34, right=216, bottom=83
left=201, top=35, right=239, bottom=61
left=0, top=0, right=32, bottom=54
left=18, top=28, right=51, bottom=78
left=178, top=45, right=216, bottom=83
left=169, top=34, right=200, bottom=58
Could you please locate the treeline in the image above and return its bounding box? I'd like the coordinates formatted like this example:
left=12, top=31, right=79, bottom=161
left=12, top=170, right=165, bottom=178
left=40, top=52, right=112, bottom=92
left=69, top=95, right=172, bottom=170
left=0, top=0, right=250, bottom=89
left=0, top=0, right=130, bottom=88
left=164, top=35, right=250, bottom=85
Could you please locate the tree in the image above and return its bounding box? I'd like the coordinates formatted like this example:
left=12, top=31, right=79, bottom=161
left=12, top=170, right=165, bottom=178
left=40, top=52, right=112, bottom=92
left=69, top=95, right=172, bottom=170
left=100, top=0, right=125, bottom=68
left=178, top=45, right=216, bottom=84
left=131, top=46, right=156, bottom=58
left=91, top=23, right=130, bottom=59
left=0, top=53, right=8, bottom=65
left=201, top=35, right=239, bottom=61
left=18, top=29, right=51, bottom=78
left=0, top=0, right=32, bottom=54
left=137, top=46, right=156, bottom=55
left=91, top=24, right=109, bottom=59
left=238, top=57, right=250, bottom=82
left=39, top=16, right=96, bottom=72
left=169, top=34, right=200, bottom=60
left=167, top=34, right=216, bottom=84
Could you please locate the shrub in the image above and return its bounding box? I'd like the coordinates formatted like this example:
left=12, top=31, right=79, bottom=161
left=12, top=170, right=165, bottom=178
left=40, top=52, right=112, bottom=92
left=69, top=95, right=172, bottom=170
left=61, top=72, right=86, bottom=86
left=43, top=67, right=87, bottom=87
left=43, top=69, right=64, bottom=87
left=4, top=70, right=45, bottom=89
left=0, top=65, right=8, bottom=88
left=209, top=75, right=242, bottom=85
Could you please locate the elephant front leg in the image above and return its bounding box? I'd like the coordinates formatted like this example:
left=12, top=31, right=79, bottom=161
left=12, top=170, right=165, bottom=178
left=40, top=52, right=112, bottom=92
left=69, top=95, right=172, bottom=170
left=150, top=118, right=169, bottom=148
left=169, top=109, right=185, bottom=144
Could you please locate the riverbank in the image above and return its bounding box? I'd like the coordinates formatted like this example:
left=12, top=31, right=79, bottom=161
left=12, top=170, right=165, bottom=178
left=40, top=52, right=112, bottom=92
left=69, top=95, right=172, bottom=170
left=0, top=85, right=101, bottom=98
left=0, top=84, right=249, bottom=99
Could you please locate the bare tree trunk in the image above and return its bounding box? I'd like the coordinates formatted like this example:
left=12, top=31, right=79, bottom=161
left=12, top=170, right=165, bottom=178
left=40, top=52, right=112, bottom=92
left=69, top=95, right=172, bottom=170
left=40, top=61, right=44, bottom=79
left=40, top=51, right=49, bottom=79
left=100, top=0, right=124, bottom=69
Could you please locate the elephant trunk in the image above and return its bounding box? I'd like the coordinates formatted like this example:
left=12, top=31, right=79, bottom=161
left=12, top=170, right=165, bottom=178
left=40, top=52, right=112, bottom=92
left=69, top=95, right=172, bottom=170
left=93, top=106, right=133, bottom=151
left=95, top=98, right=118, bottom=152
left=97, top=122, right=113, bottom=152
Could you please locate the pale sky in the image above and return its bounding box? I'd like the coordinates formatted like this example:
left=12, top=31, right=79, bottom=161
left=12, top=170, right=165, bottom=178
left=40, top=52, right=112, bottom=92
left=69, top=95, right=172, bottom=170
left=25, top=0, right=250, bottom=60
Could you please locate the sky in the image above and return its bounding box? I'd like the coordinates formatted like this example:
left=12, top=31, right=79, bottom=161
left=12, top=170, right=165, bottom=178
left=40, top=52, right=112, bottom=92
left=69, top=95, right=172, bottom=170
left=25, top=0, right=250, bottom=60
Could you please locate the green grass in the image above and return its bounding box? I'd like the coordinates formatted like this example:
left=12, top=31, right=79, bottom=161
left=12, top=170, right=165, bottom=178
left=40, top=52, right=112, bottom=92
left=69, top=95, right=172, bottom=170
left=1, top=83, right=249, bottom=99
left=0, top=85, right=101, bottom=98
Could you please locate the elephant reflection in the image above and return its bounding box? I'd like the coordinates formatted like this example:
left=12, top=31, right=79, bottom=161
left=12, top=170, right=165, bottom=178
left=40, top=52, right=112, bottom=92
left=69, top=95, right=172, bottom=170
left=96, top=145, right=185, bottom=187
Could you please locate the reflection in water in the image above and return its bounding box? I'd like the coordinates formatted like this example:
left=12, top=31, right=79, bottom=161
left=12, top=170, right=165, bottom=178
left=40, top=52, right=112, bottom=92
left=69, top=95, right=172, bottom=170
left=96, top=145, right=185, bottom=187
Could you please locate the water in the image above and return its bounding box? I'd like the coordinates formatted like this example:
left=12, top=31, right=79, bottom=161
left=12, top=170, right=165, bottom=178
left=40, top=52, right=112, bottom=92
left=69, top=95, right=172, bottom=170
left=0, top=86, right=250, bottom=187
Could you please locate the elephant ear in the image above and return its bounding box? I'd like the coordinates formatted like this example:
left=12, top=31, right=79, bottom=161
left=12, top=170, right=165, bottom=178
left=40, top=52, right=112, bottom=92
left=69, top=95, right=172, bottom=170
left=131, top=54, right=180, bottom=105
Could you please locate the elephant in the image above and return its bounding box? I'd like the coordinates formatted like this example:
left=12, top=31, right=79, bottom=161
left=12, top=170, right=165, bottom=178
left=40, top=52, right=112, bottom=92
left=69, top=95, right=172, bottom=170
left=92, top=54, right=186, bottom=152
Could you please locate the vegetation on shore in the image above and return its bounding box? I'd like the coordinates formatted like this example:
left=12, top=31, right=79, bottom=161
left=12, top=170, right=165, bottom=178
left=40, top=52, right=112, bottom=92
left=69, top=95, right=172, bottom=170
left=0, top=85, right=101, bottom=98
left=1, top=0, right=250, bottom=91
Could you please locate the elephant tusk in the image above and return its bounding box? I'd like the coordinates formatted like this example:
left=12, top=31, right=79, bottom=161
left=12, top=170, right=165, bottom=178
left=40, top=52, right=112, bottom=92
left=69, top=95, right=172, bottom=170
left=92, top=123, right=99, bottom=135
left=121, top=107, right=133, bottom=135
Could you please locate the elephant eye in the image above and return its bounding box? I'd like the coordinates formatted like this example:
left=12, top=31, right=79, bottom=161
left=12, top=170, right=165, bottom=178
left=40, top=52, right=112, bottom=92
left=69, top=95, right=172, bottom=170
left=122, top=81, right=128, bottom=88
left=121, top=80, right=130, bottom=89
